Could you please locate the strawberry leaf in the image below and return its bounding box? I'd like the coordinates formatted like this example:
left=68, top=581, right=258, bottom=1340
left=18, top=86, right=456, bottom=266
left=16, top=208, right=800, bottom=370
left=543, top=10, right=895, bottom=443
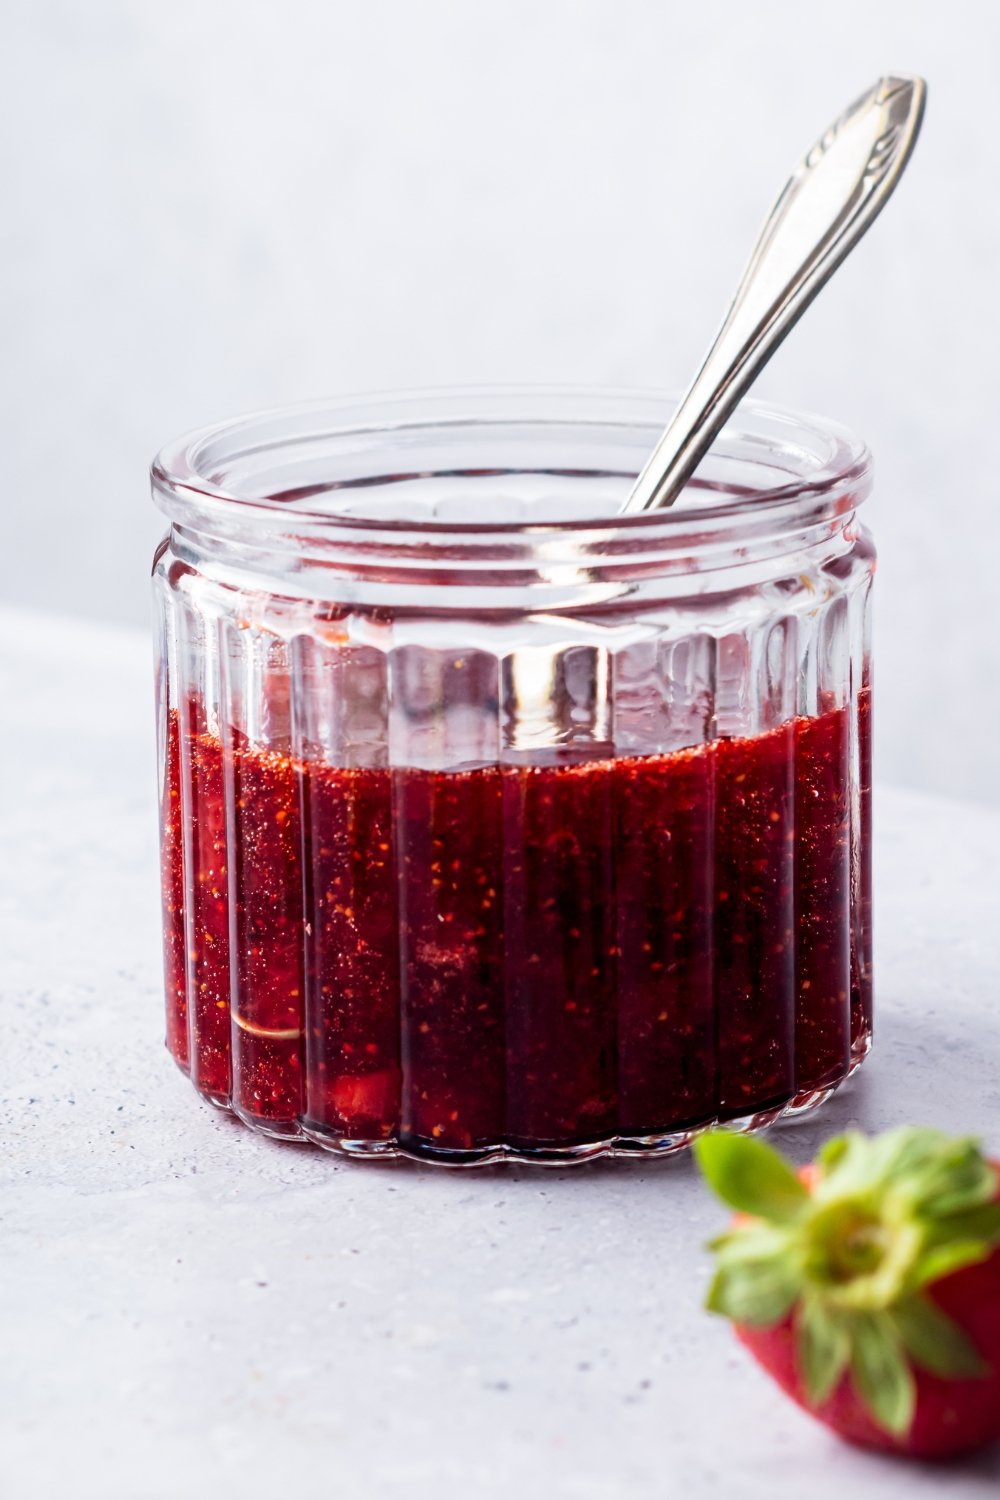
left=816, top=1134, right=851, bottom=1173
left=706, top=1244, right=802, bottom=1326
left=890, top=1294, right=990, bottom=1379
left=908, top=1141, right=998, bottom=1219
left=796, top=1294, right=850, bottom=1405
left=908, top=1238, right=995, bottom=1290
left=850, top=1311, right=916, bottom=1437
left=921, top=1203, right=1000, bottom=1248
left=694, top=1131, right=809, bottom=1224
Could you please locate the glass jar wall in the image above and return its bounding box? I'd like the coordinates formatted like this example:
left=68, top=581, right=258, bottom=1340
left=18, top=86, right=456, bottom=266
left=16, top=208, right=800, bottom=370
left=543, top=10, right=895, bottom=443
left=152, top=389, right=874, bottom=1164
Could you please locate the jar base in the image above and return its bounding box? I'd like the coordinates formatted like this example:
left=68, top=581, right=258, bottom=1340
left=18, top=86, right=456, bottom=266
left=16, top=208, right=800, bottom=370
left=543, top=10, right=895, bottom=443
left=720, top=1102, right=789, bottom=1134
left=301, top=1121, right=401, bottom=1159
left=172, top=1069, right=868, bottom=1153
left=782, top=1084, right=838, bottom=1117
left=611, top=1127, right=704, bottom=1158
left=231, top=1105, right=306, bottom=1142
left=194, top=1052, right=869, bottom=1165
left=849, top=1028, right=873, bottom=1072
left=198, top=1089, right=233, bottom=1112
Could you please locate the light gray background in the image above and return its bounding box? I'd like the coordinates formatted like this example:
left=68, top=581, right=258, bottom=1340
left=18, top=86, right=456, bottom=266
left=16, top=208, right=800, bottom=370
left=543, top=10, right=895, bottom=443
left=1, top=0, right=997, bottom=802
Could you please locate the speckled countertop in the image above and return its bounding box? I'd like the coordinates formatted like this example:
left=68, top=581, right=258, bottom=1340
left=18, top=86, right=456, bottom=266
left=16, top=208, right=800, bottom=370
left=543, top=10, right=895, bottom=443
left=1, top=604, right=998, bottom=1500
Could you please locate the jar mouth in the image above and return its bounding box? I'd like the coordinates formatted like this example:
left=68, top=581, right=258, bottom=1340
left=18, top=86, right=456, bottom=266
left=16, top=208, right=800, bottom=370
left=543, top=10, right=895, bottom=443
left=151, top=386, right=871, bottom=538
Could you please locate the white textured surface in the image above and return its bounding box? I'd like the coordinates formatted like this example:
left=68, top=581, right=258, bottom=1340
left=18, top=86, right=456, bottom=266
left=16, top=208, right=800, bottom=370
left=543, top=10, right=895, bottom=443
left=1, top=605, right=998, bottom=1498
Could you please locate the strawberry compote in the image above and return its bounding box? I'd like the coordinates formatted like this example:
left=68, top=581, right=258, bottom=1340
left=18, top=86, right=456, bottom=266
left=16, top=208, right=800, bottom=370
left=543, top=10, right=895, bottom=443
left=163, top=702, right=860, bottom=1159
left=159, top=709, right=188, bottom=1073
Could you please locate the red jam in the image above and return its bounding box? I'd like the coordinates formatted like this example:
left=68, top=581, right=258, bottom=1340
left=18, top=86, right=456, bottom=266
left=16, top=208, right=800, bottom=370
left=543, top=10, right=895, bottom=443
left=161, top=701, right=871, bottom=1157
left=159, top=708, right=188, bottom=1071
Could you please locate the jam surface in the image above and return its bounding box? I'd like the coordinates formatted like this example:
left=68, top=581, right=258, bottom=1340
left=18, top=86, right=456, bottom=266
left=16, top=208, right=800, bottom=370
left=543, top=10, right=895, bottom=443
left=162, top=702, right=869, bottom=1156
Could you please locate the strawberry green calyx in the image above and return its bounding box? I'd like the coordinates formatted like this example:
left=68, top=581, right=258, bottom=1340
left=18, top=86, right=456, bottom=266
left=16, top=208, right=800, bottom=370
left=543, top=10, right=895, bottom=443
left=694, top=1127, right=1000, bottom=1438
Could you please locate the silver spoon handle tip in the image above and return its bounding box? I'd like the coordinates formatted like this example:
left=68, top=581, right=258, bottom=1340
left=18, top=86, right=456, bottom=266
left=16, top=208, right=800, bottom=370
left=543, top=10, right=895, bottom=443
left=622, top=74, right=926, bottom=515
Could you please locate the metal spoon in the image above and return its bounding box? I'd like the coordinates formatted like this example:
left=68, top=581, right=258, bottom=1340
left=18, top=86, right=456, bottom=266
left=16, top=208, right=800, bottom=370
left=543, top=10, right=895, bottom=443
left=621, top=74, right=926, bottom=515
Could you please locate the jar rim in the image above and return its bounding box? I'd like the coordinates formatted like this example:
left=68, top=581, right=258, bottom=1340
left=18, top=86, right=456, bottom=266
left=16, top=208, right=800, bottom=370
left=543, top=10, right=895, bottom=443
left=151, top=385, right=872, bottom=540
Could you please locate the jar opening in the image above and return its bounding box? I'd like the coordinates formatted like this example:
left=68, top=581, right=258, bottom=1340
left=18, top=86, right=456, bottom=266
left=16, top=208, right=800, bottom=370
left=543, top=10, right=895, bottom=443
left=152, top=387, right=871, bottom=536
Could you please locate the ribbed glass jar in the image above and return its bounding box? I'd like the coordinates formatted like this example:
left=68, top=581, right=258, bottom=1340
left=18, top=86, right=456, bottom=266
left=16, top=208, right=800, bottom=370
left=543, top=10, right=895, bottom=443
left=152, top=389, right=874, bottom=1164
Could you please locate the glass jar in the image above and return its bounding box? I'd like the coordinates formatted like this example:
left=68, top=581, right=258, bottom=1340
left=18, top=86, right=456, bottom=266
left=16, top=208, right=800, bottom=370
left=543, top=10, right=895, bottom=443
left=152, top=388, right=874, bottom=1165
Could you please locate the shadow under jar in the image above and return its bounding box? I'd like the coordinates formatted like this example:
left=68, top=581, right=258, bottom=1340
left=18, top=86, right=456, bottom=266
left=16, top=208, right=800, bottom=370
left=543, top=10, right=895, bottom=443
left=152, top=389, right=875, bottom=1165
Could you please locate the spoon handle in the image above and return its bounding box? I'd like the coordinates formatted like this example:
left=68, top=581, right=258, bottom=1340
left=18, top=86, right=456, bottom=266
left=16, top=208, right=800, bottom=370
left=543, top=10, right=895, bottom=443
left=621, top=75, right=926, bottom=515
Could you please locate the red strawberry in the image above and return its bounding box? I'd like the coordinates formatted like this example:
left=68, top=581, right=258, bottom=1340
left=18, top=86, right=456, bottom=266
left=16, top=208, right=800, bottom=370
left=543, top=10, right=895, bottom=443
left=694, top=1127, right=1000, bottom=1459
